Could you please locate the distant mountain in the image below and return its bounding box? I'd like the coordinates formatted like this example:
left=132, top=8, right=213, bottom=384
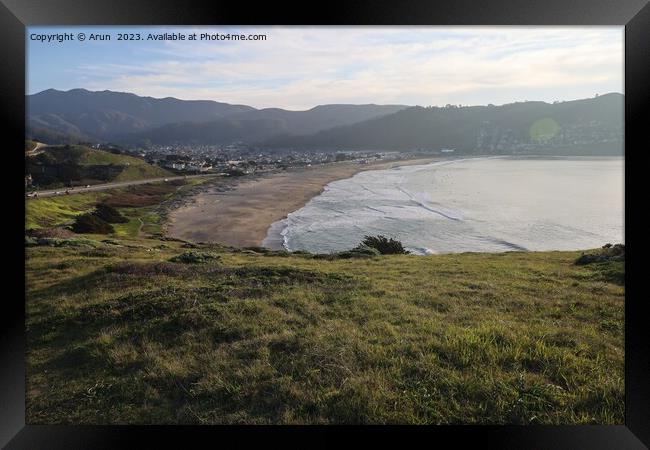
left=122, top=104, right=409, bottom=146
left=27, top=89, right=255, bottom=143
left=26, top=89, right=409, bottom=145
left=262, top=93, right=624, bottom=155
left=122, top=117, right=290, bottom=146
left=230, top=104, right=408, bottom=136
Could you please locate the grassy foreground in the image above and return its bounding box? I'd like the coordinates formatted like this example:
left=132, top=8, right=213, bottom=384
left=25, top=236, right=624, bottom=424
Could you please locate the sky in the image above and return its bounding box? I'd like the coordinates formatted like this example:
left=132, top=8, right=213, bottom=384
left=27, top=26, right=624, bottom=110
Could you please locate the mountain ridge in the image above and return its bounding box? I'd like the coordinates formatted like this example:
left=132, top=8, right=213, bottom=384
left=261, top=93, right=624, bottom=155
left=26, top=89, right=409, bottom=144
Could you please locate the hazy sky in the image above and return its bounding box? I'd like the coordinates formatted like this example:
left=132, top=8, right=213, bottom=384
left=27, top=26, right=624, bottom=110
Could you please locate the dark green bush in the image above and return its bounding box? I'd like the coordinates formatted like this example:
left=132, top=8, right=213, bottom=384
left=360, top=235, right=409, bottom=255
left=170, top=251, right=220, bottom=264
left=575, top=243, right=625, bottom=265
left=94, top=203, right=128, bottom=224
left=71, top=213, right=114, bottom=234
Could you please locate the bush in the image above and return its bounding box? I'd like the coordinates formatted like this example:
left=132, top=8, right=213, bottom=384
left=94, top=203, right=128, bottom=223
left=359, top=235, right=409, bottom=255
left=243, top=246, right=271, bottom=254
left=311, top=245, right=381, bottom=260
left=575, top=243, right=625, bottom=265
left=169, top=251, right=220, bottom=264
left=227, top=168, right=246, bottom=177
left=26, top=237, right=100, bottom=248
left=26, top=227, right=75, bottom=239
left=71, top=213, right=114, bottom=234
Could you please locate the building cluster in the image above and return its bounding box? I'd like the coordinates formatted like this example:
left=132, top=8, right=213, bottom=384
left=137, top=143, right=397, bottom=175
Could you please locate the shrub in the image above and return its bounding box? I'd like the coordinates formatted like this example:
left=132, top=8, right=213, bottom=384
left=71, top=213, right=114, bottom=234
left=243, top=246, right=271, bottom=254
left=311, top=245, right=381, bottom=260
left=360, top=235, right=409, bottom=255
left=26, top=237, right=100, bottom=248
left=101, top=239, right=123, bottom=246
left=26, top=227, right=75, bottom=239
left=94, top=203, right=129, bottom=223
left=169, top=251, right=220, bottom=264
left=575, top=243, right=625, bottom=265
left=227, top=168, right=246, bottom=177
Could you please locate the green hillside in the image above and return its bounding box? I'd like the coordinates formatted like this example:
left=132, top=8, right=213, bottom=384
left=263, top=93, right=624, bottom=155
left=26, top=145, right=172, bottom=188
left=25, top=139, right=39, bottom=152
left=25, top=183, right=624, bottom=425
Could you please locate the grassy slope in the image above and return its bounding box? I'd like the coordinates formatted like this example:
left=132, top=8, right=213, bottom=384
left=26, top=139, right=39, bottom=152
left=26, top=192, right=108, bottom=230
left=26, top=177, right=213, bottom=232
left=25, top=238, right=624, bottom=424
left=28, top=145, right=171, bottom=185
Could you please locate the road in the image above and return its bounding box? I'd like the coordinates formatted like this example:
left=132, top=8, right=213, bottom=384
left=26, top=174, right=216, bottom=199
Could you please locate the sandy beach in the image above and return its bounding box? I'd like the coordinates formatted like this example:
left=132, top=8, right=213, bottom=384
left=165, top=157, right=442, bottom=247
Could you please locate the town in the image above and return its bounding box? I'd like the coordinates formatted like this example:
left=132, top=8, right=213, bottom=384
left=112, top=143, right=433, bottom=176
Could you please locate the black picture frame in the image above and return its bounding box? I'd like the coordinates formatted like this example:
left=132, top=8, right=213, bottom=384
left=3, top=0, right=648, bottom=447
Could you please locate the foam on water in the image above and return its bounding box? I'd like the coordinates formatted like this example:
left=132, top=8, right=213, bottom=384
left=264, top=156, right=624, bottom=255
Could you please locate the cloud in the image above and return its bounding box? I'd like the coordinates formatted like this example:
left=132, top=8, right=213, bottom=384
left=33, top=26, right=623, bottom=109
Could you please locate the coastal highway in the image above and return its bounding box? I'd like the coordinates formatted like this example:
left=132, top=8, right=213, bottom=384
left=26, top=174, right=216, bottom=199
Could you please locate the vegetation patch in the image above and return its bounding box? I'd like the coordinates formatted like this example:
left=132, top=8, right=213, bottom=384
left=26, top=192, right=107, bottom=229
left=360, top=235, right=410, bottom=255
left=104, top=183, right=181, bottom=208
left=26, top=145, right=171, bottom=188
left=169, top=251, right=221, bottom=264
left=575, top=244, right=624, bottom=265
left=26, top=227, right=75, bottom=239
left=94, top=203, right=129, bottom=224
left=71, top=213, right=114, bottom=234
left=25, top=237, right=101, bottom=248
left=26, top=240, right=624, bottom=425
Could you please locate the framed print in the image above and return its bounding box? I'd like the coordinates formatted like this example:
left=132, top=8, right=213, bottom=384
left=2, top=0, right=648, bottom=447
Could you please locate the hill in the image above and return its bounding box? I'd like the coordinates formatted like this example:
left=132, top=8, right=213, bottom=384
left=262, top=93, right=624, bottom=155
left=26, top=89, right=408, bottom=145
left=229, top=104, right=408, bottom=136
left=24, top=181, right=624, bottom=424
left=124, top=104, right=409, bottom=146
left=26, top=144, right=172, bottom=187
left=27, top=89, right=255, bottom=143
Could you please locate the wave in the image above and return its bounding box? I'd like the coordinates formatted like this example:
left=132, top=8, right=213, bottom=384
left=265, top=156, right=623, bottom=255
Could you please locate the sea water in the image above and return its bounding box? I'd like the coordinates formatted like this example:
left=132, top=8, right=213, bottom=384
left=263, top=156, right=624, bottom=255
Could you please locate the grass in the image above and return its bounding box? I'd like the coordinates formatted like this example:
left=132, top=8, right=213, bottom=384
left=27, top=145, right=172, bottom=187
left=24, top=175, right=624, bottom=424
left=26, top=178, right=215, bottom=236
left=25, top=237, right=624, bottom=424
left=26, top=192, right=108, bottom=229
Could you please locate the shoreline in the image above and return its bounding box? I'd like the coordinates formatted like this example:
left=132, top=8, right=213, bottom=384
left=165, top=156, right=447, bottom=247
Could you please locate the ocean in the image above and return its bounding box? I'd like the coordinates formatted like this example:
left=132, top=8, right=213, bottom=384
left=263, top=156, right=624, bottom=255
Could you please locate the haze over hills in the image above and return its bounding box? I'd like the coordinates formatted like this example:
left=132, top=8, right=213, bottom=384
left=26, top=89, right=408, bottom=145
left=26, top=89, right=623, bottom=155
left=262, top=93, right=624, bottom=155
left=27, top=89, right=255, bottom=143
